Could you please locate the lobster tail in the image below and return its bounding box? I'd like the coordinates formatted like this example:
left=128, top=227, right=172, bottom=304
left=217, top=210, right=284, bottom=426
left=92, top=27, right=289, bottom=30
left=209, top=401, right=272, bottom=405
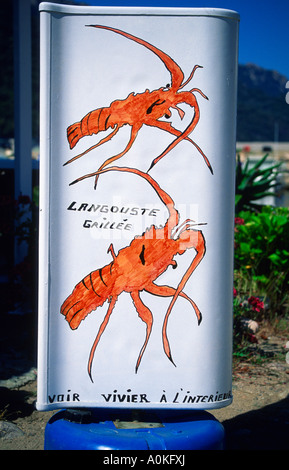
left=67, top=111, right=97, bottom=149
left=67, top=121, right=82, bottom=149
left=67, top=107, right=112, bottom=149
left=60, top=265, right=113, bottom=329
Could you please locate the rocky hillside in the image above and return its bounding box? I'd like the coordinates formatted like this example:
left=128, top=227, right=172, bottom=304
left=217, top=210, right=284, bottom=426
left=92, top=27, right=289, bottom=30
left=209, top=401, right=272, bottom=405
left=237, top=63, right=289, bottom=141
left=238, top=63, right=288, bottom=98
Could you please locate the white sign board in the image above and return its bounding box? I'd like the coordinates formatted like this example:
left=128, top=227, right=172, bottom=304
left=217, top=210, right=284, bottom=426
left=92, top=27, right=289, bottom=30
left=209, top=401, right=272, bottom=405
left=37, top=3, right=239, bottom=411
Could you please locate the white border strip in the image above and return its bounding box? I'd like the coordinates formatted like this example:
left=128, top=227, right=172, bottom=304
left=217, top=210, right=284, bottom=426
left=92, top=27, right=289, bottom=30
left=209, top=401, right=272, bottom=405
left=39, top=3, right=240, bottom=21
left=36, top=10, right=52, bottom=410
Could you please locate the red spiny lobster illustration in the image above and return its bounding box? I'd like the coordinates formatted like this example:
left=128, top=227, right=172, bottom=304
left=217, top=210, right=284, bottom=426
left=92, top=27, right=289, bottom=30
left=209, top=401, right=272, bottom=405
left=60, top=166, right=206, bottom=381
left=65, top=25, right=212, bottom=188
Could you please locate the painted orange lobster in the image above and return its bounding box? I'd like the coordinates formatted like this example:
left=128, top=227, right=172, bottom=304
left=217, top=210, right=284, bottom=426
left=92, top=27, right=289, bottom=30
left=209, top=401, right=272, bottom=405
left=65, top=25, right=212, bottom=188
left=60, top=166, right=206, bottom=381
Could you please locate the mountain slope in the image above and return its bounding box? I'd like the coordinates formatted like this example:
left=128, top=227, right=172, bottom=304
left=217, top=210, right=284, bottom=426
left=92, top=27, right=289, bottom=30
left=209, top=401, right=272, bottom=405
left=237, top=64, right=289, bottom=141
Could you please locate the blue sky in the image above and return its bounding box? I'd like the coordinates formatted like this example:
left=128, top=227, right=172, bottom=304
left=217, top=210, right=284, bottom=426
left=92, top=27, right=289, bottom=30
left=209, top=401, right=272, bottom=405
left=83, top=0, right=289, bottom=78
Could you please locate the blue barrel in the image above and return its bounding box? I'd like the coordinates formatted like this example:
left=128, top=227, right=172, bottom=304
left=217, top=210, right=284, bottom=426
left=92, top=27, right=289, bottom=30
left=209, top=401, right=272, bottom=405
left=44, top=409, right=225, bottom=450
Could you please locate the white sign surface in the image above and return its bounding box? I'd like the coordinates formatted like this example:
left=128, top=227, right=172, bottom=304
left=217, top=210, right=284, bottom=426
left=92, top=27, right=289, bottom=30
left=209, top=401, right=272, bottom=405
left=37, top=3, right=239, bottom=411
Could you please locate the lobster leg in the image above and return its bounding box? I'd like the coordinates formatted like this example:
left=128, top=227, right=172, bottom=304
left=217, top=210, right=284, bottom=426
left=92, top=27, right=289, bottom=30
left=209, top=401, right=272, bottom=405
left=147, top=119, right=212, bottom=174
left=130, top=291, right=153, bottom=373
left=162, top=230, right=206, bottom=365
left=145, top=281, right=202, bottom=325
left=69, top=125, right=142, bottom=187
left=93, top=124, right=141, bottom=188
left=107, top=243, right=117, bottom=260
left=149, top=93, right=201, bottom=170
left=88, top=295, right=117, bottom=382
left=150, top=90, right=212, bottom=174
left=64, top=126, right=120, bottom=166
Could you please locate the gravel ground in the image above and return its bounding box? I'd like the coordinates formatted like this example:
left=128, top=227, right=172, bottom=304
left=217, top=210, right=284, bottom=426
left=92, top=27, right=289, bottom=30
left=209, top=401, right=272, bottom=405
left=0, top=313, right=288, bottom=450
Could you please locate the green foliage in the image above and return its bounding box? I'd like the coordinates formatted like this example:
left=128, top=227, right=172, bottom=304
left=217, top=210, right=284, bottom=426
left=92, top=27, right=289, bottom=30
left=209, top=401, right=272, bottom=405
left=233, top=155, right=289, bottom=360
left=235, top=154, right=284, bottom=212
left=234, top=206, right=289, bottom=315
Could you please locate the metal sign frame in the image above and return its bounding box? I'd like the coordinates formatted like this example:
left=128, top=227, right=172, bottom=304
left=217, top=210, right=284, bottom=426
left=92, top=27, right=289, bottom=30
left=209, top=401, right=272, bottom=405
left=37, top=3, right=239, bottom=412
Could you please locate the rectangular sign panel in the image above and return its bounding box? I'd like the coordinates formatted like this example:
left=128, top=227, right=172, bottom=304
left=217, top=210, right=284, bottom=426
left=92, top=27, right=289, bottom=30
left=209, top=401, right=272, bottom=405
left=37, top=3, right=239, bottom=411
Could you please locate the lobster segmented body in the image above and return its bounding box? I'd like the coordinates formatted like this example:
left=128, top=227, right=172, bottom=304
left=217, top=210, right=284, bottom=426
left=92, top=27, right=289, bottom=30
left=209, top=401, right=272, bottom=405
left=65, top=25, right=212, bottom=188
left=61, top=166, right=206, bottom=380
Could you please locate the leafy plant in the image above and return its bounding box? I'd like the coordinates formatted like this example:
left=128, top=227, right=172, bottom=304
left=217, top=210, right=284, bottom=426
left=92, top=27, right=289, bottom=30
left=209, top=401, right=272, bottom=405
left=235, top=153, right=284, bottom=212
left=234, top=206, right=289, bottom=315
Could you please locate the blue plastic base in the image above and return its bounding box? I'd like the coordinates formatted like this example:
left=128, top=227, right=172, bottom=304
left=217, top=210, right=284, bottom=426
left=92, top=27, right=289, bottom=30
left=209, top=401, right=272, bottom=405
left=44, top=408, right=225, bottom=450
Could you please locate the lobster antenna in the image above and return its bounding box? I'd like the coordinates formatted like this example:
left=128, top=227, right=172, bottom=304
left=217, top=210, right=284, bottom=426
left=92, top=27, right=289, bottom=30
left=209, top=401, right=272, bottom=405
left=86, top=24, right=184, bottom=90
left=171, top=218, right=194, bottom=239
left=74, top=165, right=180, bottom=230
left=190, top=88, right=209, bottom=100
left=172, top=220, right=207, bottom=240
left=179, top=65, right=202, bottom=90
left=162, top=229, right=206, bottom=364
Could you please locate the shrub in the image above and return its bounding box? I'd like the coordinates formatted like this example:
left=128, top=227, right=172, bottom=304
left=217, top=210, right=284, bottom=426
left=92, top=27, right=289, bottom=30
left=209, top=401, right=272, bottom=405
left=234, top=206, right=289, bottom=315
left=235, top=154, right=284, bottom=212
